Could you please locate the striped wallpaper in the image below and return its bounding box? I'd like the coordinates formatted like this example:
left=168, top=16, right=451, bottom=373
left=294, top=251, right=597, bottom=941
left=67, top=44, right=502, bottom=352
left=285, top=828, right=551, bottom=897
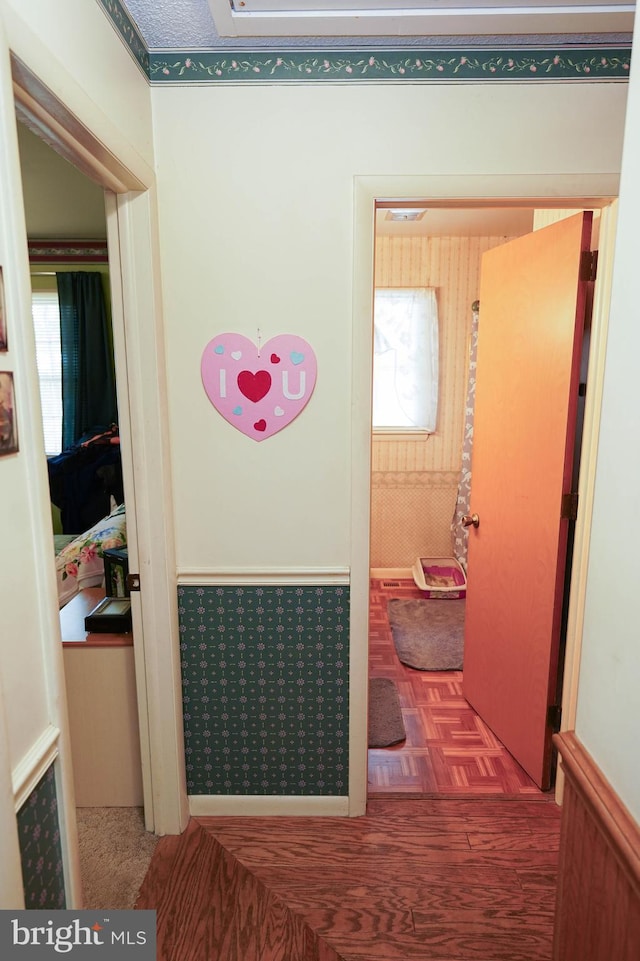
left=371, top=233, right=519, bottom=568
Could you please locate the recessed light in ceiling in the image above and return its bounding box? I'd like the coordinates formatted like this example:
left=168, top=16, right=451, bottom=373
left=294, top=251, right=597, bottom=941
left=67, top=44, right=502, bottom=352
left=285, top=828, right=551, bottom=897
left=386, top=209, right=427, bottom=223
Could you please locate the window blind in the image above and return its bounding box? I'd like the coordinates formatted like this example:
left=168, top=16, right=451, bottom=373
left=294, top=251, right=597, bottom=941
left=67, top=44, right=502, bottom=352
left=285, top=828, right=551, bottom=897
left=32, top=288, right=63, bottom=455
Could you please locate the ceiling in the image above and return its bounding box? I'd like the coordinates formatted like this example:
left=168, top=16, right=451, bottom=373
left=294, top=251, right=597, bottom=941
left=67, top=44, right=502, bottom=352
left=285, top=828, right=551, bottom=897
left=17, top=123, right=107, bottom=240
left=120, top=0, right=635, bottom=49
left=376, top=206, right=534, bottom=238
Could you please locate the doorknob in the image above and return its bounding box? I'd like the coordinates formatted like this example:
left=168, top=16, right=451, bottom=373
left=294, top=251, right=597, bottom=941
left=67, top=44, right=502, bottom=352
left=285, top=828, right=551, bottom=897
left=462, top=513, right=480, bottom=529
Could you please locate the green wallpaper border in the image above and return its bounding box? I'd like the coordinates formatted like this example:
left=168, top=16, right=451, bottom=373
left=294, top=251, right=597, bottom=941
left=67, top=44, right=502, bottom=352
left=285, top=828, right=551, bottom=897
left=99, top=0, right=150, bottom=75
left=98, top=2, right=630, bottom=84
left=148, top=48, right=631, bottom=84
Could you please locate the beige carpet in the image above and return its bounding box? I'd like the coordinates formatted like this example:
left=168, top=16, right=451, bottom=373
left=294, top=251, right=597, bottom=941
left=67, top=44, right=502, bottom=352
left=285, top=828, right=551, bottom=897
left=76, top=807, right=158, bottom=910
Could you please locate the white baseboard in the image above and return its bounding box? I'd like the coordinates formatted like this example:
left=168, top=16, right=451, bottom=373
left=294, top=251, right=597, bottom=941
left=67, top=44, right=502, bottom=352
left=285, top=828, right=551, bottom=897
left=188, top=794, right=350, bottom=817
left=177, top=568, right=350, bottom=586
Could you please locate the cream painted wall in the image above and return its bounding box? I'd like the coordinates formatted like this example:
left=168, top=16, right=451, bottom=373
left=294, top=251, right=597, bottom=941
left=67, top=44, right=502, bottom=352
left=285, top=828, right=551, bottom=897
left=575, top=30, right=640, bottom=820
left=151, top=81, right=628, bottom=572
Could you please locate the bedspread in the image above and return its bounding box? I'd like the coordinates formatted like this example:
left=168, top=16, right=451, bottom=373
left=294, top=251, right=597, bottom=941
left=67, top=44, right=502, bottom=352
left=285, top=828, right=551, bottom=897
left=56, top=503, right=126, bottom=608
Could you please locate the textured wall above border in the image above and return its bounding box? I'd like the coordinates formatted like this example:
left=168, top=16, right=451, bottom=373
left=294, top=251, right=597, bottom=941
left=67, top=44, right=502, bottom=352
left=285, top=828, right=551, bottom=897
left=100, top=1, right=631, bottom=83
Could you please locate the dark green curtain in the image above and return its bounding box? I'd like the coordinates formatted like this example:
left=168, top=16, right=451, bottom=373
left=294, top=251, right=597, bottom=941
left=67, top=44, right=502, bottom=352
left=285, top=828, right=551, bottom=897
left=57, top=272, right=118, bottom=449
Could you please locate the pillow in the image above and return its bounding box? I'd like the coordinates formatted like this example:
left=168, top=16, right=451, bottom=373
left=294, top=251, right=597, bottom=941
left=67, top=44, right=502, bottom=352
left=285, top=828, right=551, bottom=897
left=56, top=503, right=126, bottom=608
left=54, top=533, right=76, bottom=555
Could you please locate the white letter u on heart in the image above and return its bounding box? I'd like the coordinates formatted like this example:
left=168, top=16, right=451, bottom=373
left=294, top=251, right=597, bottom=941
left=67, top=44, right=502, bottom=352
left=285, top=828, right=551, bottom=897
left=282, top=370, right=306, bottom=400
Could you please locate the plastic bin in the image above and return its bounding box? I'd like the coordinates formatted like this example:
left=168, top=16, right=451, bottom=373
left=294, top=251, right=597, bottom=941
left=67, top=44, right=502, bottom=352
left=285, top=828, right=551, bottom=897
left=411, top=556, right=467, bottom=599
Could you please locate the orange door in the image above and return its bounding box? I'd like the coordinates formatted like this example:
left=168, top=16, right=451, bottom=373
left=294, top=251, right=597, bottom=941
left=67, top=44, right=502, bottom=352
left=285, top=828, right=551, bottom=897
left=462, top=212, right=592, bottom=790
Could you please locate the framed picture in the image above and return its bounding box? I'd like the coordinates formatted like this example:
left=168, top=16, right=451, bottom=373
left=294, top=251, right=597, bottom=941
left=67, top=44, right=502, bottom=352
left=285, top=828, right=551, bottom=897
left=0, top=267, right=7, bottom=351
left=103, top=547, right=129, bottom=598
left=84, top=596, right=132, bottom=633
left=0, top=371, right=18, bottom=456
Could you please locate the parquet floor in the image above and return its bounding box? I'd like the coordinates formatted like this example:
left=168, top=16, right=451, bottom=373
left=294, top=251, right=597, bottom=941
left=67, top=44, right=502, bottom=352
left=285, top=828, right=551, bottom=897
left=368, top=578, right=544, bottom=798
left=137, top=797, right=562, bottom=960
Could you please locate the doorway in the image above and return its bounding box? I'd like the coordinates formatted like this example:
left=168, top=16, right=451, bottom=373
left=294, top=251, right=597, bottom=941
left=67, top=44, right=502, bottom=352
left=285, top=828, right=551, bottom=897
left=10, top=54, right=188, bottom=836
left=16, top=119, right=146, bottom=811
left=356, top=191, right=613, bottom=797
left=369, top=203, right=544, bottom=798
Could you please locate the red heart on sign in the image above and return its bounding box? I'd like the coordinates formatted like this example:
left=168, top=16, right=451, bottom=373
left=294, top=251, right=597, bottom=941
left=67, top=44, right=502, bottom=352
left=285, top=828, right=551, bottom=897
left=237, top=370, right=271, bottom=403
left=270, top=353, right=280, bottom=364
left=254, top=419, right=267, bottom=432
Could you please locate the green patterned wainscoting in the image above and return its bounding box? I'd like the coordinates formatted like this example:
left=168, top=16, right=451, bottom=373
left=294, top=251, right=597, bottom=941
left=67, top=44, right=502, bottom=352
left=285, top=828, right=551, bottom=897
left=178, top=585, right=349, bottom=796
left=17, top=765, right=66, bottom=909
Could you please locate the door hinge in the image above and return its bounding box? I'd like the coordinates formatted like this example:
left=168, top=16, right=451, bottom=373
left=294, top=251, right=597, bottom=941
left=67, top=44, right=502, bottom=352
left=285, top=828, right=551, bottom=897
left=580, top=249, right=598, bottom=282
left=547, top=704, right=562, bottom=731
left=126, top=573, right=141, bottom=593
left=561, top=492, right=579, bottom=522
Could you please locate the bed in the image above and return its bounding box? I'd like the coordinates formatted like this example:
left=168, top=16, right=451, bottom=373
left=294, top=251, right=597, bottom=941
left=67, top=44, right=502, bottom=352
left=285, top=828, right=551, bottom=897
left=55, top=502, right=127, bottom=608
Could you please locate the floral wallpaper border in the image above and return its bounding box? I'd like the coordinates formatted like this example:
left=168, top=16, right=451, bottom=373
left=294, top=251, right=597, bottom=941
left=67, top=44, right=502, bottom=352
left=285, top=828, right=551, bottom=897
left=98, top=3, right=631, bottom=84
left=99, top=0, right=149, bottom=75
left=373, top=470, right=461, bottom=489
left=28, top=241, right=109, bottom=264
left=148, top=48, right=631, bottom=84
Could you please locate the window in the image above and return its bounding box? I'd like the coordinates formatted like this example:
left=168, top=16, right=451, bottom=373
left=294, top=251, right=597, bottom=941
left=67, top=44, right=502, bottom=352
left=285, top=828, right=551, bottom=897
left=372, top=286, right=439, bottom=432
left=32, top=288, right=62, bottom=455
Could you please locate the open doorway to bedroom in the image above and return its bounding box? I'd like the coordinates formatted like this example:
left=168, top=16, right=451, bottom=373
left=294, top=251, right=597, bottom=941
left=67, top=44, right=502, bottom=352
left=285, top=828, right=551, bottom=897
left=16, top=120, right=145, bottom=814
left=8, top=51, right=186, bottom=844
left=367, top=201, right=601, bottom=800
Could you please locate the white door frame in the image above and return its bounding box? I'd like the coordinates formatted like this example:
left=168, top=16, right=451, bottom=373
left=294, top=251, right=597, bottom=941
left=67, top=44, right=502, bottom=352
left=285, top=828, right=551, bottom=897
left=349, top=174, right=619, bottom=815
left=12, top=56, right=189, bottom=836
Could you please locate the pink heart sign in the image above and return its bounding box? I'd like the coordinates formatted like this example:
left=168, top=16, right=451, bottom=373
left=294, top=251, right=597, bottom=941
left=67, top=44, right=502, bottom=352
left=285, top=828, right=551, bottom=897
left=201, top=333, right=317, bottom=441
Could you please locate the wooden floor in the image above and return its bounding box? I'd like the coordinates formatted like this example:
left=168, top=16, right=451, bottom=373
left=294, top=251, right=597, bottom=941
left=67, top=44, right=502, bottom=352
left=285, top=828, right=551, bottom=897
left=368, top=578, right=544, bottom=798
left=136, top=797, right=562, bottom=960
left=134, top=576, right=561, bottom=959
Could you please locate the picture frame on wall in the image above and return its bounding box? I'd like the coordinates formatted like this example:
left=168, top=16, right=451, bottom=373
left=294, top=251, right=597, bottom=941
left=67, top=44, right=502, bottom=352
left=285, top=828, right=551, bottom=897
left=0, top=267, right=7, bottom=351
left=0, top=371, right=18, bottom=456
